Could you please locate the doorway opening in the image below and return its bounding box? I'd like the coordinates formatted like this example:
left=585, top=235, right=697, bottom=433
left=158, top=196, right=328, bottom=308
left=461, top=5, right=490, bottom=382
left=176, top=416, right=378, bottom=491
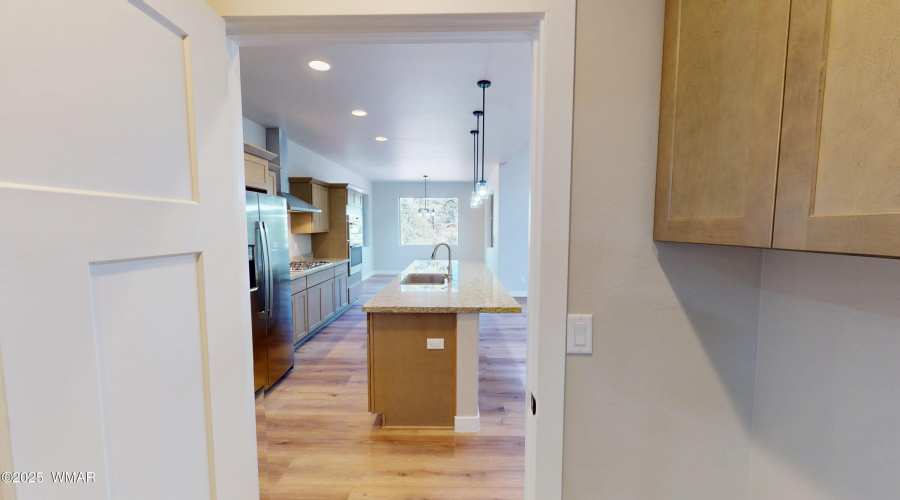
left=225, top=7, right=575, bottom=499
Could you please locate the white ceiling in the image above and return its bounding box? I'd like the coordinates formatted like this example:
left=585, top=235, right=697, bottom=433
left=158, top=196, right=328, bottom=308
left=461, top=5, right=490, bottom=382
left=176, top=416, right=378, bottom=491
left=239, top=42, right=532, bottom=182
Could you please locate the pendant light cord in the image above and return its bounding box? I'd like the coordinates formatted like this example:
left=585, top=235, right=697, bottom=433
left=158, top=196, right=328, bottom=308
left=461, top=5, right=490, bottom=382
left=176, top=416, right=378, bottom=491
left=480, top=85, right=486, bottom=183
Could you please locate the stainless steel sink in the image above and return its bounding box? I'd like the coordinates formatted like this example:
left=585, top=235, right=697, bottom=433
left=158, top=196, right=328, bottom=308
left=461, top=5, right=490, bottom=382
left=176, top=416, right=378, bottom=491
left=401, top=273, right=449, bottom=285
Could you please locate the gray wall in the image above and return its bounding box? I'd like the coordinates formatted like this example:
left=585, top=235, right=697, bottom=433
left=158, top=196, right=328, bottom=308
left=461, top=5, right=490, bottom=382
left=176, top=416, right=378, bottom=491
left=563, top=0, right=764, bottom=498
left=749, top=250, right=900, bottom=500
left=372, top=181, right=485, bottom=273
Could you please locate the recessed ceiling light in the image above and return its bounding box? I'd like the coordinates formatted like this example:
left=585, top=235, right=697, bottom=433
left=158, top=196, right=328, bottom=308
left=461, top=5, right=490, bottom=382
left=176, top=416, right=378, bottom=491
left=375, top=137, right=388, bottom=142
left=351, top=109, right=367, bottom=117
left=308, top=60, right=331, bottom=71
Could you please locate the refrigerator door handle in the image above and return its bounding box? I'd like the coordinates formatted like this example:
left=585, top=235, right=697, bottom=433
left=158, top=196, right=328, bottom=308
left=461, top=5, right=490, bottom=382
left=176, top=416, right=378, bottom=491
left=261, top=221, right=274, bottom=319
left=255, top=222, right=268, bottom=319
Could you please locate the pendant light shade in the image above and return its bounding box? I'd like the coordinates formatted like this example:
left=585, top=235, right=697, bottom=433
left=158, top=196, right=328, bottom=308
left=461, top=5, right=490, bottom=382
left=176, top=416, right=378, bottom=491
left=470, top=124, right=481, bottom=207
left=476, top=180, right=490, bottom=198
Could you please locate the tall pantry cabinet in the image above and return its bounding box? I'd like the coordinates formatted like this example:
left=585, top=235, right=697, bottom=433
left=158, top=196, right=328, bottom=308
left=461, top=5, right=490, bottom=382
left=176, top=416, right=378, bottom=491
left=654, top=0, right=900, bottom=258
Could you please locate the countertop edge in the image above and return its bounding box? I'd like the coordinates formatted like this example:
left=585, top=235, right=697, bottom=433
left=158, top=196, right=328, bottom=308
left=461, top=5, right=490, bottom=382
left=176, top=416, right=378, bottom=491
left=361, top=306, right=523, bottom=314
left=289, top=258, right=350, bottom=280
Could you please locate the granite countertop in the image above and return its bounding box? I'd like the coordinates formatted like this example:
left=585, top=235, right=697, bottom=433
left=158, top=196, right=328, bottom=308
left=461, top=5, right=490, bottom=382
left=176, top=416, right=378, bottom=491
left=289, top=258, right=350, bottom=280
left=361, top=260, right=522, bottom=314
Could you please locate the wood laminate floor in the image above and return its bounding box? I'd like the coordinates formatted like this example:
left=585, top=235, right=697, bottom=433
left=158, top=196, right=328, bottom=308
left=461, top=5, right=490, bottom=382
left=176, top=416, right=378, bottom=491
left=259, top=275, right=527, bottom=499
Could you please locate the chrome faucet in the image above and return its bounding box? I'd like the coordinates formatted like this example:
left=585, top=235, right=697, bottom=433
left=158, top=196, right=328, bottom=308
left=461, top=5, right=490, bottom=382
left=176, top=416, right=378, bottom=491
left=431, top=243, right=451, bottom=281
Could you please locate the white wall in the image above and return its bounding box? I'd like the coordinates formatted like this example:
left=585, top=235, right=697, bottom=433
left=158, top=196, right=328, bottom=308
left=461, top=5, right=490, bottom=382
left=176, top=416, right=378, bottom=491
left=498, top=140, right=529, bottom=296
left=372, top=182, right=485, bottom=273
left=563, top=1, right=764, bottom=498
left=482, top=141, right=530, bottom=296
left=241, top=117, right=266, bottom=149
left=484, top=161, right=500, bottom=277
left=749, top=250, right=900, bottom=500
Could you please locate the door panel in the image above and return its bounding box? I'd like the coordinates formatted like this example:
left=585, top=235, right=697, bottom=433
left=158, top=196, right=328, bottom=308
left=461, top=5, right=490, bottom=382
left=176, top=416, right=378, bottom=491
left=773, top=0, right=900, bottom=256
left=2, top=0, right=195, bottom=201
left=654, top=0, right=791, bottom=246
left=90, top=255, right=210, bottom=499
left=0, top=1, right=258, bottom=498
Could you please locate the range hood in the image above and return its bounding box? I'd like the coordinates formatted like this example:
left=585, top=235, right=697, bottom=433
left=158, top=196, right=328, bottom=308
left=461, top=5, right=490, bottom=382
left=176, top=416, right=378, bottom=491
left=283, top=193, right=321, bottom=213
left=264, top=127, right=321, bottom=213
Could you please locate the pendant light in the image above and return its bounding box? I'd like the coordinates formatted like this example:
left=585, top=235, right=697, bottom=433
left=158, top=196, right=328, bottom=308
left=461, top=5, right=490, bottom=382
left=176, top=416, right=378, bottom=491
left=418, top=175, right=434, bottom=218
left=475, top=80, right=492, bottom=199
left=470, top=111, right=482, bottom=208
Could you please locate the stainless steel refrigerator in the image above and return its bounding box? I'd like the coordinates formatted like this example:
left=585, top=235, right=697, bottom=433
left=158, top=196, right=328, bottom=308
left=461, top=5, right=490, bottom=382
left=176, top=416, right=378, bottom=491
left=247, top=192, right=294, bottom=391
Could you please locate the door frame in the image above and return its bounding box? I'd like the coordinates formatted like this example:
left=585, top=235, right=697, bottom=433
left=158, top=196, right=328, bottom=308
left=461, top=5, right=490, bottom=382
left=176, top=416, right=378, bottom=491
left=216, top=2, right=575, bottom=498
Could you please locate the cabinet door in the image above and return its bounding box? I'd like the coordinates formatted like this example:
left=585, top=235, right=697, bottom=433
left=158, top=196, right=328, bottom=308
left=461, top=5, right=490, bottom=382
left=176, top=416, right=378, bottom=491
left=307, top=284, right=323, bottom=332
left=244, top=154, right=269, bottom=191
left=292, top=290, right=308, bottom=344
left=339, top=273, right=349, bottom=308
left=773, top=0, right=900, bottom=257
left=310, top=184, right=331, bottom=233
left=318, top=186, right=330, bottom=232
left=311, top=185, right=323, bottom=232
left=653, top=0, right=791, bottom=247
left=265, top=171, right=277, bottom=196
left=321, top=278, right=335, bottom=322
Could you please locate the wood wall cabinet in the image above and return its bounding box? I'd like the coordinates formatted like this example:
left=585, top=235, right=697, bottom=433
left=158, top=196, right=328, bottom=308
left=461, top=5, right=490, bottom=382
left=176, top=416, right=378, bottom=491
left=288, top=178, right=330, bottom=233
left=654, top=0, right=900, bottom=258
left=347, top=189, right=363, bottom=208
left=654, top=0, right=790, bottom=248
left=773, top=0, right=900, bottom=256
left=244, top=143, right=278, bottom=195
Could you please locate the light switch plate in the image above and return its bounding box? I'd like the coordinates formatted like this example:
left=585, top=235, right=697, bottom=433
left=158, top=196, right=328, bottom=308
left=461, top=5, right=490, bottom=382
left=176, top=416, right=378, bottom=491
left=427, top=338, right=444, bottom=350
left=566, top=314, right=593, bottom=355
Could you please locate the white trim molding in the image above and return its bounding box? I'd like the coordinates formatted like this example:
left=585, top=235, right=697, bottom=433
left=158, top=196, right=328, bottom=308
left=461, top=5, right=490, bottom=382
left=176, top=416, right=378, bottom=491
left=213, top=3, right=575, bottom=499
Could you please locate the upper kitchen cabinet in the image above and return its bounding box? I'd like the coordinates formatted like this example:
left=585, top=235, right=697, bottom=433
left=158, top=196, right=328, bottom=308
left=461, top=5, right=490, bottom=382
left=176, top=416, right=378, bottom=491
left=347, top=188, right=364, bottom=208
left=244, top=143, right=278, bottom=195
left=653, top=0, right=791, bottom=247
left=289, top=178, right=330, bottom=233
left=773, top=0, right=900, bottom=257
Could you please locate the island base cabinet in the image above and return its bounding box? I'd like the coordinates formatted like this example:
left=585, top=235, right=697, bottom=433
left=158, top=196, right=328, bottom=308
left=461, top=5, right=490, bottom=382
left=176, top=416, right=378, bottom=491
left=367, top=313, right=457, bottom=428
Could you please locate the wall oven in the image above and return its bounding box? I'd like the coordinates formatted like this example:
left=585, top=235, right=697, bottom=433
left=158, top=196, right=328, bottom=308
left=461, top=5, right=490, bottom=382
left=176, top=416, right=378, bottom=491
left=347, top=213, right=363, bottom=276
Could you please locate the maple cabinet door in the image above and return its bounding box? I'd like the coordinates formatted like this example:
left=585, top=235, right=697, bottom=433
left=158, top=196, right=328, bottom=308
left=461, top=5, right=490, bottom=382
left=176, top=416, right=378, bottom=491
left=654, top=0, right=791, bottom=247
left=773, top=0, right=900, bottom=257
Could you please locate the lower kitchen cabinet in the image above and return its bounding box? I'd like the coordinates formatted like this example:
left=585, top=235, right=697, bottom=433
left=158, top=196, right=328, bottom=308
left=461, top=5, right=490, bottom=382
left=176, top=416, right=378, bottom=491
left=291, top=263, right=358, bottom=346
left=335, top=271, right=349, bottom=309
left=291, top=289, right=308, bottom=344
left=306, top=279, right=335, bottom=334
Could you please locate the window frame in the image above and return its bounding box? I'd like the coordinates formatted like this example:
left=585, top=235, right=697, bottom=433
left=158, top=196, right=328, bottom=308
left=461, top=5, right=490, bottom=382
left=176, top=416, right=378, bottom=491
left=397, top=196, right=460, bottom=246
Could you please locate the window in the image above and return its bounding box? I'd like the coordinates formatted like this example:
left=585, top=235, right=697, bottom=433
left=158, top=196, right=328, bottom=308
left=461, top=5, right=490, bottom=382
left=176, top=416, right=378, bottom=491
left=399, top=197, right=459, bottom=245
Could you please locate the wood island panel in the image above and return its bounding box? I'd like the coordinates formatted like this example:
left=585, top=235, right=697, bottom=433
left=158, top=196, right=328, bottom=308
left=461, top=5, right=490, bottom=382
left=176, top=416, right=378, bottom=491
left=369, top=313, right=456, bottom=428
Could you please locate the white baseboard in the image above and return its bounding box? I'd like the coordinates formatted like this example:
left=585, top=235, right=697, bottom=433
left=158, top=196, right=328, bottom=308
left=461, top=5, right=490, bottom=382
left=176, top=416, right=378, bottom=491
left=454, top=410, right=480, bottom=433
left=508, top=291, right=528, bottom=298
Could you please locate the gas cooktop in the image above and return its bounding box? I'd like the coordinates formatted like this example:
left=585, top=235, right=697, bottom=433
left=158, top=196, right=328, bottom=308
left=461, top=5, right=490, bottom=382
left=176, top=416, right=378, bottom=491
left=290, top=260, right=330, bottom=272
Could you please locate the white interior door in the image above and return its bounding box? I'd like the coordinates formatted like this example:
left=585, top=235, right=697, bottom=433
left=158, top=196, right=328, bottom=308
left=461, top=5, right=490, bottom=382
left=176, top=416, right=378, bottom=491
left=0, top=1, right=257, bottom=499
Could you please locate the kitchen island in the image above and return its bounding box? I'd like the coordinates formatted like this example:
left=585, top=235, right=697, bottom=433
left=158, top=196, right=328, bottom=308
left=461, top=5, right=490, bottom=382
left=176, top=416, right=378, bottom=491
left=362, top=260, right=521, bottom=432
